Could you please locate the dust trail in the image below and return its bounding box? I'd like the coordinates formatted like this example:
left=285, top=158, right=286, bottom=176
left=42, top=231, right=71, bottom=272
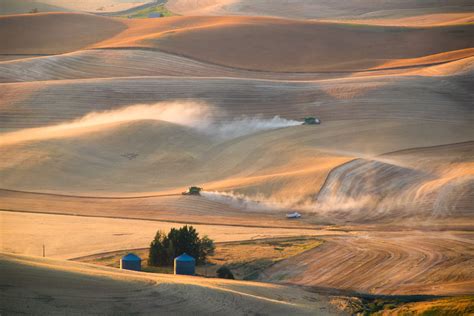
left=200, top=190, right=367, bottom=215
left=305, top=196, right=376, bottom=213
left=0, top=101, right=211, bottom=146
left=201, top=190, right=379, bottom=217
left=0, top=102, right=301, bottom=146
left=206, top=116, right=301, bottom=140
left=201, top=191, right=290, bottom=212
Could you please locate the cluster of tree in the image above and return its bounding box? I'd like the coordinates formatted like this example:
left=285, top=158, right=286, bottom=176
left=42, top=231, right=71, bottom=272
left=148, top=225, right=215, bottom=266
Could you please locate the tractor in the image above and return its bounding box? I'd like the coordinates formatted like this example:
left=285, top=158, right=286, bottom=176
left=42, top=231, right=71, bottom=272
left=182, top=186, right=203, bottom=196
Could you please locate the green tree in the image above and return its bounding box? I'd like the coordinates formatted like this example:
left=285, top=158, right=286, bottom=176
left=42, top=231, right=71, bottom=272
left=148, top=225, right=215, bottom=267
left=148, top=231, right=167, bottom=266
left=198, top=235, right=215, bottom=263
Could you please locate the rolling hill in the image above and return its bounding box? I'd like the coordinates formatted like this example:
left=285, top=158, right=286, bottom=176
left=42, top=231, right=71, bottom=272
left=0, top=13, right=125, bottom=55
left=0, top=0, right=70, bottom=15
left=2, top=13, right=472, bottom=71
left=93, top=15, right=474, bottom=72
left=0, top=0, right=150, bottom=14
left=0, top=8, right=472, bottom=309
left=167, top=0, right=474, bottom=20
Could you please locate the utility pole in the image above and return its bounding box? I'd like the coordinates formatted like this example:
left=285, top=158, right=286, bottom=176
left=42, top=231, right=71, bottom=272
left=42, top=244, right=45, bottom=257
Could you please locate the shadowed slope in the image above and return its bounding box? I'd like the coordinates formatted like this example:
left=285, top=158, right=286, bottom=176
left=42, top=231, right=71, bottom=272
left=0, top=13, right=126, bottom=55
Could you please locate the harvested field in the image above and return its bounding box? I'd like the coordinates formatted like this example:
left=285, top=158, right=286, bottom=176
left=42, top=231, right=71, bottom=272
left=1, top=73, right=473, bottom=131
left=0, top=1, right=149, bottom=14
left=325, top=13, right=474, bottom=27
left=0, top=188, right=323, bottom=228
left=261, top=231, right=474, bottom=296
left=77, top=237, right=324, bottom=280
left=0, top=6, right=472, bottom=313
left=3, top=13, right=472, bottom=71
left=0, top=13, right=126, bottom=55
left=313, top=142, right=474, bottom=223
left=93, top=16, right=474, bottom=72
left=1, top=48, right=472, bottom=84
left=0, top=49, right=349, bottom=83
left=0, top=0, right=71, bottom=15
left=373, top=296, right=474, bottom=315
left=0, top=211, right=333, bottom=260
left=167, top=0, right=474, bottom=20
left=1, top=120, right=472, bottom=221
left=0, top=253, right=344, bottom=315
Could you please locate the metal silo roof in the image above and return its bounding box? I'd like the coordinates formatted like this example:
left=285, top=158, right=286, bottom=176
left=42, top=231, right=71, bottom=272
left=175, top=253, right=195, bottom=262
left=122, top=253, right=141, bottom=261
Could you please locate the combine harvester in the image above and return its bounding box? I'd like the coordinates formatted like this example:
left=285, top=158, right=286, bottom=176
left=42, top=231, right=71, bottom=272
left=182, top=186, right=203, bottom=196
left=302, top=117, right=321, bottom=125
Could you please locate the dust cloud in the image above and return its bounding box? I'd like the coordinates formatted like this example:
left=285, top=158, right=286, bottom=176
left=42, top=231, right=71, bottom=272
left=0, top=101, right=211, bottom=146
left=201, top=191, right=289, bottom=212
left=206, top=115, right=301, bottom=139
left=0, top=101, right=301, bottom=146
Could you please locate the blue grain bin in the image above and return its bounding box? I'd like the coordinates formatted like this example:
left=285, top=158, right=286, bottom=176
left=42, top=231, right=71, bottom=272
left=174, top=253, right=195, bottom=275
left=120, top=253, right=141, bottom=271
left=148, top=12, right=163, bottom=18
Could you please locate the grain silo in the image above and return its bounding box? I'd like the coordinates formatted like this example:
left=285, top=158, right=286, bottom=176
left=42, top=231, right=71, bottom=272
left=120, top=253, right=141, bottom=271
left=174, top=253, right=195, bottom=275
left=148, top=12, right=163, bottom=18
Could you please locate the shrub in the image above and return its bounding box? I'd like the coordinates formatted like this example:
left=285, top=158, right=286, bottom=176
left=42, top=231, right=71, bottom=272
left=216, top=266, right=235, bottom=279
left=148, top=225, right=215, bottom=267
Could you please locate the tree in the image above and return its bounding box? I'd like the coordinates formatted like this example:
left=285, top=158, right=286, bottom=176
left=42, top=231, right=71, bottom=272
left=148, top=225, right=215, bottom=267
left=148, top=231, right=167, bottom=266
left=29, top=8, right=39, bottom=13
left=198, top=235, right=215, bottom=263
left=216, top=266, right=234, bottom=279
